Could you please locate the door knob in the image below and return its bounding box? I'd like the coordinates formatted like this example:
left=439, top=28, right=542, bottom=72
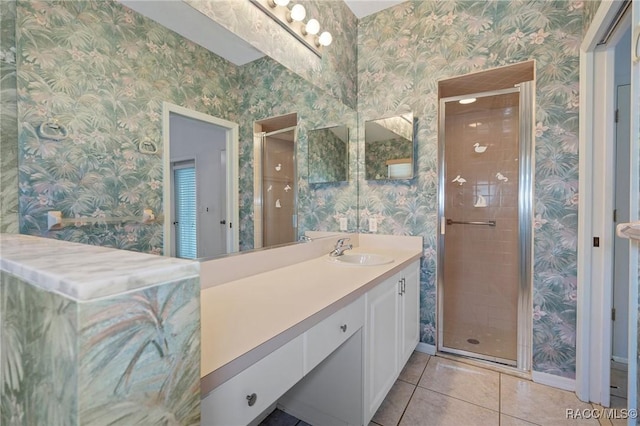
left=246, top=393, right=257, bottom=407
left=220, top=219, right=226, bottom=225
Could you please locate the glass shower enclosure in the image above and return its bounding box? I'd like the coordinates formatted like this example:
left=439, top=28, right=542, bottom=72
left=438, top=83, right=533, bottom=370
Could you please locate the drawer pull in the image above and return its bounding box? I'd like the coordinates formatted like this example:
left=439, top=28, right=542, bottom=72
left=246, top=393, right=257, bottom=407
left=340, top=324, right=347, bottom=333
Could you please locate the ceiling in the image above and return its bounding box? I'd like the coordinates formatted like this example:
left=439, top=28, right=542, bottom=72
left=343, top=0, right=405, bottom=18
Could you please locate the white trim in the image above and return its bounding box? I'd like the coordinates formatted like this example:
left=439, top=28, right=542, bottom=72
left=626, top=1, right=639, bottom=418
left=576, top=42, right=594, bottom=405
left=532, top=371, right=576, bottom=393
left=162, top=102, right=240, bottom=257
left=611, top=356, right=629, bottom=364
left=589, top=44, right=615, bottom=407
left=577, top=0, right=616, bottom=403
left=415, top=342, right=436, bottom=355
left=578, top=0, right=637, bottom=406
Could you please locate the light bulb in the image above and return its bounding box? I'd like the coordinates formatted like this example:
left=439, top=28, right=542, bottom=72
left=318, top=31, right=332, bottom=47
left=305, top=19, right=320, bottom=35
left=274, top=0, right=290, bottom=5
left=289, top=4, right=306, bottom=22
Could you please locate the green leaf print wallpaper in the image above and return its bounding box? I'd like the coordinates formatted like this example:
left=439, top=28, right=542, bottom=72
left=0, top=270, right=201, bottom=425
left=3, top=0, right=616, bottom=384
left=357, top=0, right=599, bottom=377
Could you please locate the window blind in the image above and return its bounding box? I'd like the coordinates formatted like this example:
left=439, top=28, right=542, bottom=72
left=174, top=164, right=197, bottom=259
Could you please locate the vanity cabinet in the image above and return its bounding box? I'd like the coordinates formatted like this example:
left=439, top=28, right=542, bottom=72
left=200, top=257, right=421, bottom=426
left=304, top=296, right=365, bottom=373
left=364, top=261, right=420, bottom=423
left=201, top=335, right=304, bottom=426
left=399, top=262, right=420, bottom=366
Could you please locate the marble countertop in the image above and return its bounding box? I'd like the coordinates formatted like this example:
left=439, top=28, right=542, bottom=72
left=200, top=234, right=422, bottom=394
left=0, top=234, right=199, bottom=301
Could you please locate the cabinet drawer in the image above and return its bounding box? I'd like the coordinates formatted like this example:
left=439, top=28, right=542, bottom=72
left=304, top=296, right=365, bottom=373
left=201, top=334, right=304, bottom=426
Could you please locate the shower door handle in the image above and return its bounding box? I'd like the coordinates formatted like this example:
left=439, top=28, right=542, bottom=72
left=446, top=219, right=496, bottom=227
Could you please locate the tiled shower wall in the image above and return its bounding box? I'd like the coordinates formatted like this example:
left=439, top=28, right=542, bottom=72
left=442, top=94, right=520, bottom=362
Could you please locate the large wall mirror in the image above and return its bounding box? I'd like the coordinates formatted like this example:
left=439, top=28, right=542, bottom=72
left=308, top=125, right=349, bottom=185
left=114, top=1, right=358, bottom=258
left=364, top=113, right=415, bottom=180
left=14, top=0, right=358, bottom=260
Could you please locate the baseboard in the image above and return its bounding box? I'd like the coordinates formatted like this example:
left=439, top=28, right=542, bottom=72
left=415, top=342, right=436, bottom=355
left=612, top=356, right=628, bottom=364
left=532, top=371, right=576, bottom=392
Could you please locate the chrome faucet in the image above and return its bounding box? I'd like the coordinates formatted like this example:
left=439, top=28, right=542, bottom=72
left=329, top=238, right=352, bottom=257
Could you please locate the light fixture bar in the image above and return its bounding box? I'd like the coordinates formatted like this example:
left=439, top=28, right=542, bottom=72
left=250, top=0, right=324, bottom=57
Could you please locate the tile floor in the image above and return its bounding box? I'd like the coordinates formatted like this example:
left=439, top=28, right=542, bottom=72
left=261, top=352, right=635, bottom=426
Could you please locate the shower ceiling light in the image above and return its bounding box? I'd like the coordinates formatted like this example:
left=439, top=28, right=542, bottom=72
left=459, top=98, right=477, bottom=105
left=251, top=0, right=331, bottom=57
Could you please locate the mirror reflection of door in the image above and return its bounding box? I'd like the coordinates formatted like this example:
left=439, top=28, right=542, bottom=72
left=254, top=113, right=298, bottom=249
left=169, top=112, right=227, bottom=259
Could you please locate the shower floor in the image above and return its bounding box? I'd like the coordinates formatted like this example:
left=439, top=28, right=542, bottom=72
left=442, top=320, right=517, bottom=364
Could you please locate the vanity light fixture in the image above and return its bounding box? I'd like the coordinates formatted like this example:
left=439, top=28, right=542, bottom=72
left=287, top=4, right=306, bottom=22
left=251, top=0, right=332, bottom=57
left=303, top=19, right=320, bottom=36
left=459, top=98, right=477, bottom=105
left=317, top=31, right=332, bottom=47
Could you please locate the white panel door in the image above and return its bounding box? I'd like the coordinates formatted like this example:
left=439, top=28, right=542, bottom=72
left=365, top=273, right=400, bottom=421
left=400, top=262, right=420, bottom=367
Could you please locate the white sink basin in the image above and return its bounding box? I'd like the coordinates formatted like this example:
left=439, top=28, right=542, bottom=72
left=328, top=253, right=394, bottom=266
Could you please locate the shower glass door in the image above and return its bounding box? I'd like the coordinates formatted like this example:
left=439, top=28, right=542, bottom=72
left=261, top=128, right=297, bottom=247
left=438, top=85, right=532, bottom=368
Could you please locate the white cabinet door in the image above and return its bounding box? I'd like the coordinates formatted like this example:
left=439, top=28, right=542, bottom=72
left=399, top=261, right=420, bottom=368
left=365, top=272, right=401, bottom=421
left=201, top=335, right=304, bottom=426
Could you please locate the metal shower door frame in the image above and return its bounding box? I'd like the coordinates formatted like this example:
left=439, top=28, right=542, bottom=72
left=437, top=82, right=534, bottom=372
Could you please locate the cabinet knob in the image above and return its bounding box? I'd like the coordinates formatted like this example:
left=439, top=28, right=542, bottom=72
left=246, top=393, right=257, bottom=407
left=340, top=324, right=347, bottom=332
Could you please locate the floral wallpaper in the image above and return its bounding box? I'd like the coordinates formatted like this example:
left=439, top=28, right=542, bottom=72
left=78, top=278, right=200, bottom=425
left=15, top=0, right=240, bottom=253
left=1, top=0, right=19, bottom=233
left=358, top=0, right=589, bottom=377
left=236, top=56, right=358, bottom=249
left=1, top=271, right=78, bottom=425
left=6, top=0, right=629, bottom=384
left=308, top=126, right=348, bottom=184
left=184, top=0, right=358, bottom=109
left=1, top=270, right=200, bottom=425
